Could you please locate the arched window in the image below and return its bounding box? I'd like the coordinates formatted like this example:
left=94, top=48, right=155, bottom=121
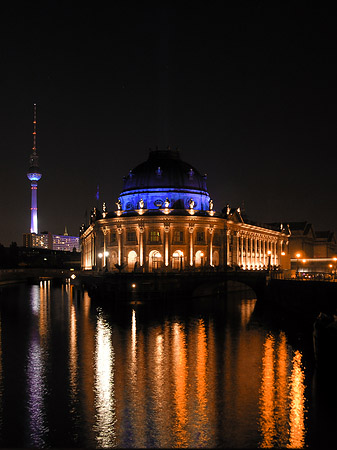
left=172, top=250, right=184, bottom=270
left=127, top=250, right=138, bottom=271
left=149, top=250, right=163, bottom=271
left=111, top=251, right=118, bottom=266
left=213, top=250, right=219, bottom=266
left=195, top=250, right=205, bottom=267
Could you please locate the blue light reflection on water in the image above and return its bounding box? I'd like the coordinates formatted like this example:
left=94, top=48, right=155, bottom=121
left=0, top=282, right=333, bottom=448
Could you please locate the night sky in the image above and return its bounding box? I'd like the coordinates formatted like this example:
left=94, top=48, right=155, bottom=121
left=1, top=3, right=336, bottom=246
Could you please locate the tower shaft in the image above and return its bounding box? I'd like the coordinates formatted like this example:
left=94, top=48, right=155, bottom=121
left=30, top=181, right=38, bottom=234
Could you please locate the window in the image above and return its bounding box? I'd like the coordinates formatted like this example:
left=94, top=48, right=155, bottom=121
left=196, top=231, right=205, bottom=242
left=213, top=233, right=221, bottom=246
left=110, top=232, right=117, bottom=244
left=173, top=231, right=184, bottom=243
left=149, top=230, right=160, bottom=243
left=127, top=231, right=137, bottom=242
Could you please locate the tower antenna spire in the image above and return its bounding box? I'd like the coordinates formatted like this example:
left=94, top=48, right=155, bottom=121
left=32, top=103, right=37, bottom=153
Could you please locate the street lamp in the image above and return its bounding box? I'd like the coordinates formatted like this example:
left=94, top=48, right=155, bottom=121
left=296, top=253, right=301, bottom=278
left=98, top=251, right=109, bottom=271
left=97, top=252, right=103, bottom=271
left=104, top=251, right=109, bottom=271
left=267, top=250, right=271, bottom=272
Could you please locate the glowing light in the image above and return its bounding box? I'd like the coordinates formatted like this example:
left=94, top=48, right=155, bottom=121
left=70, top=274, right=76, bottom=280
left=288, top=351, right=306, bottom=448
left=131, top=283, right=136, bottom=288
left=94, top=314, right=116, bottom=447
left=98, top=253, right=103, bottom=258
left=172, top=322, right=188, bottom=446
left=195, top=319, right=208, bottom=445
left=296, top=253, right=301, bottom=258
left=259, top=334, right=275, bottom=448
left=281, top=251, right=285, bottom=256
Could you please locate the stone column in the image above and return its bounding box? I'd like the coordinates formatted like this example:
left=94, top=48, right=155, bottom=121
left=250, top=237, right=254, bottom=266
left=117, top=226, right=123, bottom=266
left=263, top=239, right=266, bottom=266
left=274, top=241, right=277, bottom=266
left=226, top=230, right=231, bottom=266
left=138, top=224, right=145, bottom=267
left=259, top=239, right=262, bottom=266
left=245, top=236, right=249, bottom=268
left=164, top=223, right=170, bottom=266
left=92, top=232, right=96, bottom=268
left=240, top=235, right=244, bottom=267
left=102, top=227, right=108, bottom=268
left=208, top=226, right=214, bottom=266
left=188, top=225, right=194, bottom=266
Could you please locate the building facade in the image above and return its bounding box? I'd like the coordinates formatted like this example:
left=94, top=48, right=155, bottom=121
left=287, top=221, right=337, bottom=277
left=23, top=232, right=80, bottom=252
left=81, top=149, right=290, bottom=272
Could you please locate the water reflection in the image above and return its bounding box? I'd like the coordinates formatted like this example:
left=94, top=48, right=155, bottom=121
left=94, top=310, right=116, bottom=448
left=193, top=319, right=210, bottom=446
left=259, top=332, right=307, bottom=448
left=172, top=322, right=189, bottom=446
left=79, top=291, right=96, bottom=444
left=26, top=282, right=50, bottom=447
left=0, top=312, right=2, bottom=434
left=288, top=351, right=306, bottom=448
left=0, top=285, right=317, bottom=448
left=68, top=293, right=78, bottom=417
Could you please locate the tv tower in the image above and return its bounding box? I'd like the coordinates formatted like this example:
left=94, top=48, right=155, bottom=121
left=27, top=104, right=42, bottom=234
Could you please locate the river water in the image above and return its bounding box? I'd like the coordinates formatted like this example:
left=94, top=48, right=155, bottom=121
left=0, top=281, right=335, bottom=448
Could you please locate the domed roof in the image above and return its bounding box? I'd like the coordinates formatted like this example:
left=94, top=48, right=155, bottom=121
left=122, top=149, right=208, bottom=192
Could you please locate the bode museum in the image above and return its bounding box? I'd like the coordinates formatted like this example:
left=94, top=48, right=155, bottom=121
left=80, top=149, right=290, bottom=272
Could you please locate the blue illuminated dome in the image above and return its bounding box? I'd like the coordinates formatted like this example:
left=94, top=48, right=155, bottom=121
left=119, top=149, right=211, bottom=212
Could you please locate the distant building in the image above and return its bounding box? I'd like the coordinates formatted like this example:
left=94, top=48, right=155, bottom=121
left=287, top=221, right=337, bottom=277
left=52, top=233, right=80, bottom=252
left=80, top=149, right=290, bottom=272
left=23, top=230, right=80, bottom=252
left=287, top=221, right=337, bottom=259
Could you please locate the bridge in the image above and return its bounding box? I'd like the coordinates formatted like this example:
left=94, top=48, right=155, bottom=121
left=78, top=269, right=337, bottom=322
left=79, top=268, right=267, bottom=298
left=2, top=267, right=336, bottom=324
left=0, top=267, right=77, bottom=286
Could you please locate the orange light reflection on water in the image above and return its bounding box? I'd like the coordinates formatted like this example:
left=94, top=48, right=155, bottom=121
left=172, top=322, right=189, bottom=447
left=288, top=351, right=306, bottom=448
left=94, top=312, right=116, bottom=448
left=195, top=319, right=208, bottom=445
left=259, top=333, right=307, bottom=448
left=260, top=334, right=276, bottom=448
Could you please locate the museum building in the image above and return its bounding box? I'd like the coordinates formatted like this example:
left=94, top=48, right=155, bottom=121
left=80, top=149, right=290, bottom=272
